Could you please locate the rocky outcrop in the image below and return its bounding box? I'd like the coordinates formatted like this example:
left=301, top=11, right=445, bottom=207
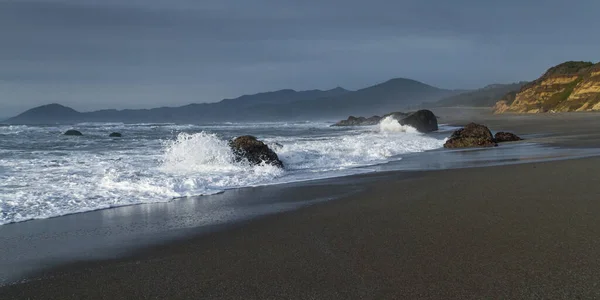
left=229, top=135, right=284, bottom=168
left=332, top=112, right=408, bottom=126
left=333, top=115, right=382, bottom=126
left=495, top=61, right=600, bottom=113
left=398, top=110, right=438, bottom=132
left=64, top=129, right=82, bottom=136
left=109, top=132, right=122, bottom=137
left=332, top=109, right=438, bottom=133
left=443, top=123, right=497, bottom=148
left=494, top=132, right=522, bottom=142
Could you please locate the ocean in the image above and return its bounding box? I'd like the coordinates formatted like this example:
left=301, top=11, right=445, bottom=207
left=0, top=117, right=453, bottom=226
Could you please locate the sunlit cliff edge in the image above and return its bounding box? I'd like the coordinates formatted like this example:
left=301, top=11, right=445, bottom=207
left=495, top=61, right=600, bottom=113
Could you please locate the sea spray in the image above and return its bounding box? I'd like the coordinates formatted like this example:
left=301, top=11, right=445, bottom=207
left=378, top=116, right=419, bottom=133
left=160, top=132, right=237, bottom=174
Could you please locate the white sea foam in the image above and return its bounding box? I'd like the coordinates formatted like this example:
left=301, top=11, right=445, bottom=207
left=160, top=132, right=237, bottom=174
left=378, top=116, right=419, bottom=133
left=0, top=122, right=444, bottom=225
left=272, top=119, right=441, bottom=172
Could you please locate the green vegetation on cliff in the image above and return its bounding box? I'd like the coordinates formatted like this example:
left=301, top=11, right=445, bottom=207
left=544, top=61, right=594, bottom=76
left=548, top=77, right=584, bottom=110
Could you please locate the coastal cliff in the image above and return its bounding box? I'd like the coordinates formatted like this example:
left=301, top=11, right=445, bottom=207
left=495, top=61, right=600, bottom=113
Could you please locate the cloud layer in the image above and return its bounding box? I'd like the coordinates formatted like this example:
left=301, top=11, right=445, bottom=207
left=1, top=0, right=599, bottom=115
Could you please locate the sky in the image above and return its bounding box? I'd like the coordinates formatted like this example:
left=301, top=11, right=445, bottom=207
left=1, top=0, right=599, bottom=116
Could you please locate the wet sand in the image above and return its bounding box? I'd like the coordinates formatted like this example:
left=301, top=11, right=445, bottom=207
left=3, top=110, right=600, bottom=299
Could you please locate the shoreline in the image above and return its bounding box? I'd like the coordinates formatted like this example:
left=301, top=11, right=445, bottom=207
left=4, top=155, right=600, bottom=298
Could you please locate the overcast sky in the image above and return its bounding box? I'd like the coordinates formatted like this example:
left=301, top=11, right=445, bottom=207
left=1, top=0, right=599, bottom=116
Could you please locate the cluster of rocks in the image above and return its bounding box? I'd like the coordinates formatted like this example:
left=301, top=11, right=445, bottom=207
left=443, top=123, right=522, bottom=148
left=334, top=115, right=383, bottom=126
left=64, top=130, right=123, bottom=137
left=332, top=109, right=524, bottom=150
left=333, top=110, right=438, bottom=133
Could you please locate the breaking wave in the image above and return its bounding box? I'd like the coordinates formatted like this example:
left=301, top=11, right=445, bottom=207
left=0, top=122, right=445, bottom=225
left=378, top=116, right=419, bottom=133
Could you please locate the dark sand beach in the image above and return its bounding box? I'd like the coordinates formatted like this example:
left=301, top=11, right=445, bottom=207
left=3, top=110, right=600, bottom=299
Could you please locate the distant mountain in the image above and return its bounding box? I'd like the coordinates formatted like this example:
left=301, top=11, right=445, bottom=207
left=495, top=61, right=600, bottom=113
left=264, top=78, right=461, bottom=119
left=219, top=87, right=350, bottom=107
left=428, top=82, right=528, bottom=108
left=5, top=78, right=460, bottom=124
left=4, top=104, right=82, bottom=124
left=5, top=88, right=348, bottom=124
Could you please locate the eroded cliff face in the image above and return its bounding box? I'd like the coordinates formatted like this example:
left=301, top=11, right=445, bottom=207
left=495, top=61, right=600, bottom=113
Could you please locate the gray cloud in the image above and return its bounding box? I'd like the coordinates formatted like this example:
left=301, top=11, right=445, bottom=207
left=1, top=0, right=599, bottom=115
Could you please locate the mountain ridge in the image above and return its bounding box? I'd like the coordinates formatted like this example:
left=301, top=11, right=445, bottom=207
left=4, top=78, right=461, bottom=124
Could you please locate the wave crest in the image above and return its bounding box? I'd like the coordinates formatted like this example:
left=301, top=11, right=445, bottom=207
left=379, top=116, right=419, bottom=133
left=160, top=132, right=236, bottom=174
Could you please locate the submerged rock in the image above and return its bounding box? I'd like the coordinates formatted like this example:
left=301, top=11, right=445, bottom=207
left=229, top=135, right=284, bottom=168
left=494, top=132, right=522, bottom=142
left=444, top=123, right=497, bottom=148
left=64, top=129, right=83, bottom=136
left=397, top=109, right=438, bottom=133
left=109, top=132, right=122, bottom=137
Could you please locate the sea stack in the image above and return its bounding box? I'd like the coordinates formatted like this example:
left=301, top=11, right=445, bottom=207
left=396, top=109, right=438, bottom=133
left=229, top=135, right=284, bottom=168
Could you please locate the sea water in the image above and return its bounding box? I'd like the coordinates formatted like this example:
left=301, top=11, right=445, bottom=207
left=0, top=117, right=449, bottom=225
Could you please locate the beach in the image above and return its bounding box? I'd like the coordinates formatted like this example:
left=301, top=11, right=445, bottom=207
left=3, top=110, right=600, bottom=299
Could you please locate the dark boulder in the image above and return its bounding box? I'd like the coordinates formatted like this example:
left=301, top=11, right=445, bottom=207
left=332, top=115, right=382, bottom=126
left=64, top=129, right=82, bottom=136
left=396, top=110, right=438, bottom=133
left=229, top=135, right=284, bottom=168
left=109, top=132, right=122, bottom=137
left=494, top=132, right=522, bottom=142
left=444, top=123, right=497, bottom=148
